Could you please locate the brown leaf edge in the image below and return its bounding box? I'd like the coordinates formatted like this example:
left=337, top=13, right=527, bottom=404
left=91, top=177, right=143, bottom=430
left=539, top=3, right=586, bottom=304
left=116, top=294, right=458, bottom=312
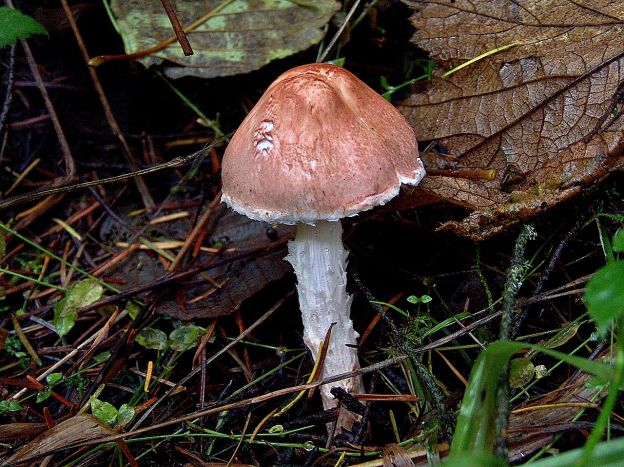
left=3, top=414, right=114, bottom=465
left=438, top=133, right=624, bottom=240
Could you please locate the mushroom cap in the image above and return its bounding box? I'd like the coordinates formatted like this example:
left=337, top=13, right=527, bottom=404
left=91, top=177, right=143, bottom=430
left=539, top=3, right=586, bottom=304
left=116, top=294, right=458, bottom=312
left=221, top=63, right=425, bottom=224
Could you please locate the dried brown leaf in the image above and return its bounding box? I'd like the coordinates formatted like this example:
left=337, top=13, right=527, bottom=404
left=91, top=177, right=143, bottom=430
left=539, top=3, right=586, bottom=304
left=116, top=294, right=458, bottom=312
left=507, top=364, right=607, bottom=462
left=3, top=414, right=114, bottom=465
left=383, top=443, right=417, bottom=467
left=102, top=211, right=293, bottom=319
left=156, top=213, right=293, bottom=319
left=0, top=422, right=47, bottom=442
left=400, top=0, right=624, bottom=239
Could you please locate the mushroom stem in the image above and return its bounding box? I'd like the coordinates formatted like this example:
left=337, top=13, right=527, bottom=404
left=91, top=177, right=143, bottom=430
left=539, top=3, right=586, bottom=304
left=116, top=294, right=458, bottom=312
left=286, top=221, right=363, bottom=417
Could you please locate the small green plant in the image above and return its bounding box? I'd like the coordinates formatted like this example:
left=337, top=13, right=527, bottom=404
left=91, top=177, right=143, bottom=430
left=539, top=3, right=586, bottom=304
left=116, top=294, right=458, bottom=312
left=0, top=400, right=22, bottom=413
left=35, top=372, right=63, bottom=403
left=0, top=7, right=47, bottom=48
left=3, top=335, right=29, bottom=368
left=90, top=397, right=135, bottom=428
left=380, top=59, right=435, bottom=100
left=53, top=278, right=104, bottom=337
left=407, top=294, right=433, bottom=304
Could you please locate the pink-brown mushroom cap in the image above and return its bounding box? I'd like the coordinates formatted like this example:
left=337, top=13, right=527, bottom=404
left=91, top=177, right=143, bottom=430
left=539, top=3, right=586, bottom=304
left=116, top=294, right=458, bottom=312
left=221, top=63, right=425, bottom=224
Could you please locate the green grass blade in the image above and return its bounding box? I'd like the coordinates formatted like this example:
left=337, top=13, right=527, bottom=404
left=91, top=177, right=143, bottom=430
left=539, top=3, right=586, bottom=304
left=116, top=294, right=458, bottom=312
left=530, top=436, right=624, bottom=466
left=449, top=340, right=613, bottom=459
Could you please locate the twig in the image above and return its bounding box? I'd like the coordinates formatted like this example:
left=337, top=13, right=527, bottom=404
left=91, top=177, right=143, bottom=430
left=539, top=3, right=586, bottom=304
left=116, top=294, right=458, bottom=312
left=159, top=0, right=194, bottom=56
left=10, top=311, right=116, bottom=400
left=317, top=0, right=361, bottom=63
left=0, top=141, right=223, bottom=210
left=168, top=192, right=221, bottom=271
left=20, top=44, right=76, bottom=179
left=89, top=0, right=236, bottom=66
left=499, top=224, right=536, bottom=341
left=0, top=44, right=15, bottom=134
left=4, top=0, right=76, bottom=180
left=512, top=211, right=589, bottom=338
left=59, top=0, right=155, bottom=209
left=351, top=268, right=454, bottom=440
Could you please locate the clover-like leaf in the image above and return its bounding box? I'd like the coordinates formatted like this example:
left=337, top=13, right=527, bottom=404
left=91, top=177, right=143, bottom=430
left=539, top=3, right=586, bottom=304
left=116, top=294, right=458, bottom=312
left=509, top=358, right=535, bottom=388
left=613, top=229, right=624, bottom=254
left=116, top=404, right=135, bottom=427
left=169, top=324, right=205, bottom=351
left=90, top=397, right=118, bottom=426
left=135, top=327, right=169, bottom=351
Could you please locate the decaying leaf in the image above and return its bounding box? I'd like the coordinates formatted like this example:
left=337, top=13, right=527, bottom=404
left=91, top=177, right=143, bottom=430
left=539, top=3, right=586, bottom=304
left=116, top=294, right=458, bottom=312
left=383, top=443, right=417, bottom=467
left=102, top=210, right=293, bottom=320
left=154, top=212, right=293, bottom=319
left=2, top=414, right=114, bottom=465
left=507, top=363, right=608, bottom=463
left=109, top=0, right=339, bottom=78
left=400, top=0, right=624, bottom=239
left=0, top=422, right=47, bottom=442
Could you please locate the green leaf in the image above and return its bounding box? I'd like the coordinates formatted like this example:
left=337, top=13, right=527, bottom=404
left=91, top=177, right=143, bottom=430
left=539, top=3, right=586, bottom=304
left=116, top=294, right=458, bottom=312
left=135, top=327, right=168, bottom=350
left=46, top=372, right=62, bottom=385
left=94, top=351, right=111, bottom=364
left=371, top=301, right=409, bottom=318
left=90, top=397, right=118, bottom=426
left=530, top=436, right=624, bottom=466
left=0, top=400, right=22, bottom=413
left=125, top=301, right=141, bottom=320
left=116, top=404, right=135, bottom=427
left=107, top=0, right=339, bottom=78
left=613, top=229, right=624, bottom=254
left=422, top=312, right=470, bottom=339
left=585, top=261, right=624, bottom=334
left=407, top=294, right=433, bottom=304
left=169, top=324, right=205, bottom=351
left=508, top=358, right=534, bottom=388
left=0, top=7, right=48, bottom=48
left=36, top=388, right=51, bottom=403
left=53, top=279, right=104, bottom=337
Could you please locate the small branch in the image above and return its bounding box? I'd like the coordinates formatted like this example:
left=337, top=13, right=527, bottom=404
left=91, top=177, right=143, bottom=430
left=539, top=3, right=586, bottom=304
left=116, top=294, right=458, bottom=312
left=4, top=0, right=76, bottom=182
left=59, top=0, right=155, bottom=209
left=159, top=0, right=194, bottom=56
left=0, top=44, right=16, bottom=134
left=130, top=290, right=295, bottom=430
left=0, top=140, right=224, bottom=211
left=351, top=268, right=454, bottom=440
left=317, top=0, right=361, bottom=63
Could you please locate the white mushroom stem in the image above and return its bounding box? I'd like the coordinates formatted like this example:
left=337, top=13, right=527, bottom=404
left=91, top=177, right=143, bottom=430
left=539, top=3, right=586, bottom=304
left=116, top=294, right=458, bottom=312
left=286, top=221, right=363, bottom=418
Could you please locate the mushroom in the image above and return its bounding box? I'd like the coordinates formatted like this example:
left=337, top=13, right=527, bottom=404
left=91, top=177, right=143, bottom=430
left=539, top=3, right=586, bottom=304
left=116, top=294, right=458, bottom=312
left=221, top=63, right=425, bottom=427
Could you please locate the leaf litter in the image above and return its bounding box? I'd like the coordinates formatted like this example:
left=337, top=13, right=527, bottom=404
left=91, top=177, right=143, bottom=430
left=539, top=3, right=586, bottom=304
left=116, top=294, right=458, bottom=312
left=1, top=1, right=622, bottom=464
left=400, top=0, right=624, bottom=239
